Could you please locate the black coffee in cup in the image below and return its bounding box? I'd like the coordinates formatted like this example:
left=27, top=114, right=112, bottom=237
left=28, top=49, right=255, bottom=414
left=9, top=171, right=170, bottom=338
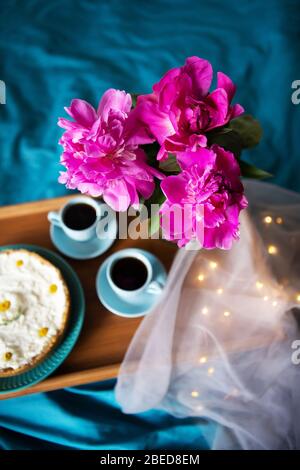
left=62, top=203, right=97, bottom=230
left=111, top=257, right=148, bottom=291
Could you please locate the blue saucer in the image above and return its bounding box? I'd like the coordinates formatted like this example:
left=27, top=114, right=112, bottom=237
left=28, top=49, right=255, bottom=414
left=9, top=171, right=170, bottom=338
left=50, top=217, right=117, bottom=260
left=96, top=250, right=167, bottom=317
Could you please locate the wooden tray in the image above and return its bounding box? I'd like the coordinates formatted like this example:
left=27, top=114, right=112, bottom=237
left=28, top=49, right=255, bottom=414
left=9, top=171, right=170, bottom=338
left=0, top=196, right=177, bottom=400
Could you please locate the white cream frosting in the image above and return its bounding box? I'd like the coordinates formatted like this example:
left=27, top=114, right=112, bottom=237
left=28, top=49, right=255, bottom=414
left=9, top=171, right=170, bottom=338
left=0, top=250, right=68, bottom=371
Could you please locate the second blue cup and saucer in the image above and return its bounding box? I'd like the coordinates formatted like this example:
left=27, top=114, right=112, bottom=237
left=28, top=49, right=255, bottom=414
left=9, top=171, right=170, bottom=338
left=96, top=248, right=167, bottom=317
left=48, top=196, right=117, bottom=260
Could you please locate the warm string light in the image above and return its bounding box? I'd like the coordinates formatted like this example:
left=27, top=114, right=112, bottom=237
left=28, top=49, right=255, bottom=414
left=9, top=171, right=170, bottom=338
left=268, top=245, right=278, bottom=255
left=201, top=307, right=209, bottom=315
left=198, top=261, right=282, bottom=316
left=209, top=261, right=218, bottom=270
left=196, top=256, right=284, bottom=321
left=190, top=392, right=205, bottom=413
left=263, top=215, right=283, bottom=225
left=192, top=227, right=293, bottom=360
left=197, top=258, right=219, bottom=283
left=256, top=279, right=281, bottom=305
left=263, top=215, right=273, bottom=224
left=197, top=262, right=229, bottom=318
left=296, top=294, right=300, bottom=303
left=263, top=224, right=284, bottom=312
left=255, top=281, right=284, bottom=307
left=190, top=216, right=290, bottom=409
left=196, top=404, right=205, bottom=412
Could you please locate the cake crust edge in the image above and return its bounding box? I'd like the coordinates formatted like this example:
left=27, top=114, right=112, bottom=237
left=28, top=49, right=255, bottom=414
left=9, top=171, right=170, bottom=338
left=0, top=249, right=70, bottom=377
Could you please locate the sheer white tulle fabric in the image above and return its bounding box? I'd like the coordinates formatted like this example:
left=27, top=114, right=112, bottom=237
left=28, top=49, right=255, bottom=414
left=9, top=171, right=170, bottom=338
left=116, top=180, right=300, bottom=449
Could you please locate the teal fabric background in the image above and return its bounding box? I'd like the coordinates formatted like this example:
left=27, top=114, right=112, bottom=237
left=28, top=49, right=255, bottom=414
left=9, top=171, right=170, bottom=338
left=0, top=0, right=299, bottom=449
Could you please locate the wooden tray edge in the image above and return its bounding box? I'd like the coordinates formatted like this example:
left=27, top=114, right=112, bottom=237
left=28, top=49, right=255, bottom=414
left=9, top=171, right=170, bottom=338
left=0, top=363, right=120, bottom=400
left=0, top=195, right=76, bottom=219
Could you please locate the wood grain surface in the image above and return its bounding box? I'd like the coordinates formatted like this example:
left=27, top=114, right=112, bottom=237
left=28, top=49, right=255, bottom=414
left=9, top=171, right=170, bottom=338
left=0, top=196, right=177, bottom=399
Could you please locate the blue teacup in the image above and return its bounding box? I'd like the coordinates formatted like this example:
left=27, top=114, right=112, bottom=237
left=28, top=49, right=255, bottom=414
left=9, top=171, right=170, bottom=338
left=48, top=196, right=103, bottom=242
left=106, top=248, right=164, bottom=304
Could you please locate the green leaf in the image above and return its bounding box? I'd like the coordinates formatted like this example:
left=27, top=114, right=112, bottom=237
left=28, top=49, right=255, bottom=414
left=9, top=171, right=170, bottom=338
left=208, top=126, right=233, bottom=136
left=207, top=128, right=243, bottom=159
left=143, top=179, right=165, bottom=236
left=207, top=114, right=262, bottom=159
left=230, top=114, right=263, bottom=149
left=144, top=179, right=166, bottom=210
left=142, top=142, right=160, bottom=167
left=159, top=154, right=181, bottom=173
left=239, top=160, right=272, bottom=179
left=148, top=211, right=160, bottom=237
left=130, top=93, right=138, bottom=108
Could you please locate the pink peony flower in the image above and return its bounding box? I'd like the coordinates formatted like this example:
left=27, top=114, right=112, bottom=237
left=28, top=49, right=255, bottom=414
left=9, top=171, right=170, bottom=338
left=58, top=89, right=163, bottom=211
left=160, top=145, right=248, bottom=249
left=132, top=56, right=244, bottom=160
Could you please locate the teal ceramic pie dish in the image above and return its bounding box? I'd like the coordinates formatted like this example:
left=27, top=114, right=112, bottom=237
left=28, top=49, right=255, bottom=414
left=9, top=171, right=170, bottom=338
left=0, top=244, right=85, bottom=394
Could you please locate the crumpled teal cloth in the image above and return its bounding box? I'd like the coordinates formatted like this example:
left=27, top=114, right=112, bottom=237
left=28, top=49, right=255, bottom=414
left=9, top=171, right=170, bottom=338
left=0, top=381, right=215, bottom=449
left=0, top=0, right=299, bottom=450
